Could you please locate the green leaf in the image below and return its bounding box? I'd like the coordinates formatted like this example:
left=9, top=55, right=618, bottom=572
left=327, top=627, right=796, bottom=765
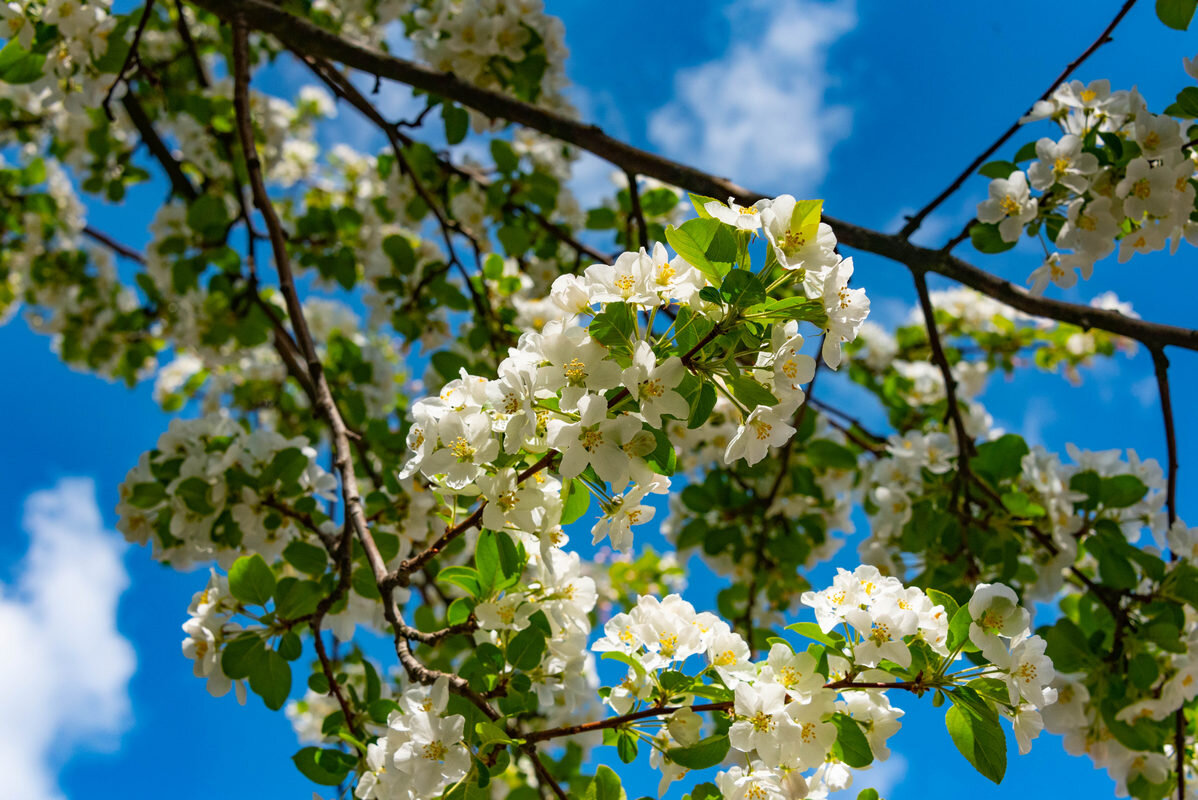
left=443, top=103, right=469, bottom=144
left=926, top=588, right=960, bottom=621
left=507, top=626, right=546, bottom=671
left=979, top=161, right=1019, bottom=179
left=275, top=578, right=322, bottom=620
left=278, top=631, right=303, bottom=661
left=250, top=649, right=292, bottom=710
left=789, top=199, right=823, bottom=240
left=447, top=596, right=474, bottom=626
left=437, top=566, right=482, bottom=598
left=127, top=482, right=166, bottom=508
left=221, top=633, right=267, bottom=680
left=830, top=713, right=874, bottom=767
left=719, top=269, right=766, bottom=309
left=186, top=194, right=230, bottom=240
left=293, top=746, right=355, bottom=786
left=1100, top=474, right=1148, bottom=508
left=971, top=434, right=1028, bottom=484
left=1166, top=86, right=1198, bottom=118
left=667, top=735, right=730, bottom=769
left=664, top=218, right=734, bottom=283
left=969, top=222, right=1017, bottom=255
left=261, top=447, right=308, bottom=488
left=283, top=539, right=328, bottom=576
left=561, top=479, right=591, bottom=525
left=584, top=765, right=626, bottom=800
left=0, top=40, right=45, bottom=84
left=857, top=791, right=881, bottom=800
left=806, top=439, right=857, bottom=470
left=1043, top=617, right=1095, bottom=672
left=688, top=192, right=718, bottom=219
left=947, top=605, right=979, bottom=652
left=601, top=651, right=647, bottom=681
left=1157, top=0, right=1197, bottom=29
left=476, top=530, right=521, bottom=595
left=786, top=621, right=844, bottom=648
left=491, top=139, right=519, bottom=173
left=383, top=234, right=416, bottom=274
left=1013, top=141, right=1039, bottom=162
left=687, top=382, right=717, bottom=430
left=176, top=476, right=215, bottom=515
left=228, top=554, right=276, bottom=606
left=645, top=425, right=678, bottom=476
left=945, top=696, right=1006, bottom=784
left=617, top=730, right=639, bottom=763
left=727, top=376, right=777, bottom=408
left=1129, top=652, right=1160, bottom=691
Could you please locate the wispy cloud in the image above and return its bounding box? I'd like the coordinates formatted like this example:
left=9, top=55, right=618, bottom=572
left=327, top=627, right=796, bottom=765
left=0, top=479, right=135, bottom=800
left=832, top=753, right=908, bottom=798
left=647, top=0, right=856, bottom=195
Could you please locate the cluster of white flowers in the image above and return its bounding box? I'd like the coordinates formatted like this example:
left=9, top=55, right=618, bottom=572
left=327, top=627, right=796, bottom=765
left=981, top=66, right=1198, bottom=294
left=355, top=678, right=471, bottom=800
left=589, top=568, right=1052, bottom=798
left=0, top=0, right=117, bottom=113
left=116, top=412, right=336, bottom=567
left=181, top=569, right=248, bottom=703
left=473, top=547, right=602, bottom=727
left=410, top=0, right=572, bottom=122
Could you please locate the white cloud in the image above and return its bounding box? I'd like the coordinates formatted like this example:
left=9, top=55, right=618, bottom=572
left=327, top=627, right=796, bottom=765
left=0, top=479, right=135, bottom=800
left=1020, top=395, right=1058, bottom=448
left=1131, top=375, right=1158, bottom=409
left=647, top=0, right=856, bottom=194
left=831, top=753, right=908, bottom=798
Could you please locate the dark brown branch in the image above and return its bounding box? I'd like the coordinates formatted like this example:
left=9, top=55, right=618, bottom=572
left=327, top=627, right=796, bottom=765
left=185, top=0, right=1198, bottom=353
left=625, top=171, right=648, bottom=251
left=898, top=0, right=1139, bottom=238
left=525, top=676, right=930, bottom=744
left=1152, top=345, right=1185, bottom=799
left=1151, top=347, right=1179, bottom=530
left=103, top=0, right=157, bottom=118
left=120, top=92, right=198, bottom=201
left=912, top=268, right=975, bottom=461
left=83, top=225, right=145, bottom=263
left=391, top=450, right=559, bottom=583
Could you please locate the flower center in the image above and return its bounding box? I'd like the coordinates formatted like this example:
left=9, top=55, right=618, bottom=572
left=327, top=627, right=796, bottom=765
left=641, top=378, right=665, bottom=398
left=750, top=711, right=775, bottom=733
left=421, top=740, right=448, bottom=761
left=563, top=358, right=588, bottom=384
left=999, top=194, right=1022, bottom=216
left=449, top=436, right=476, bottom=462
left=1132, top=178, right=1151, bottom=200
left=868, top=622, right=892, bottom=646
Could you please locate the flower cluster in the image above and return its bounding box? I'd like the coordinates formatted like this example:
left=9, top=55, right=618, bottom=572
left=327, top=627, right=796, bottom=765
left=977, top=67, right=1198, bottom=294
left=117, top=413, right=336, bottom=568
left=588, top=568, right=1055, bottom=799
left=181, top=569, right=247, bottom=704
left=355, top=679, right=471, bottom=800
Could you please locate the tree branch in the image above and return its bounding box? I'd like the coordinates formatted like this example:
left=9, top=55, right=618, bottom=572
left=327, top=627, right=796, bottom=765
left=83, top=225, right=145, bottom=263
left=898, top=0, right=1139, bottom=238
left=184, top=0, right=1198, bottom=353
left=120, top=92, right=198, bottom=201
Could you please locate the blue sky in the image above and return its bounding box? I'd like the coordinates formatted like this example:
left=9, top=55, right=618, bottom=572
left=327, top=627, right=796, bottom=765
left=2, top=1, right=1196, bottom=798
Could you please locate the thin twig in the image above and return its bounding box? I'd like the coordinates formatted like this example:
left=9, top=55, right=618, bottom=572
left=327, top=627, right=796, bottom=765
left=625, top=171, right=648, bottom=251
left=898, top=0, right=1139, bottom=238
left=185, top=0, right=1198, bottom=353
left=102, top=0, right=157, bottom=118
left=83, top=225, right=145, bottom=263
